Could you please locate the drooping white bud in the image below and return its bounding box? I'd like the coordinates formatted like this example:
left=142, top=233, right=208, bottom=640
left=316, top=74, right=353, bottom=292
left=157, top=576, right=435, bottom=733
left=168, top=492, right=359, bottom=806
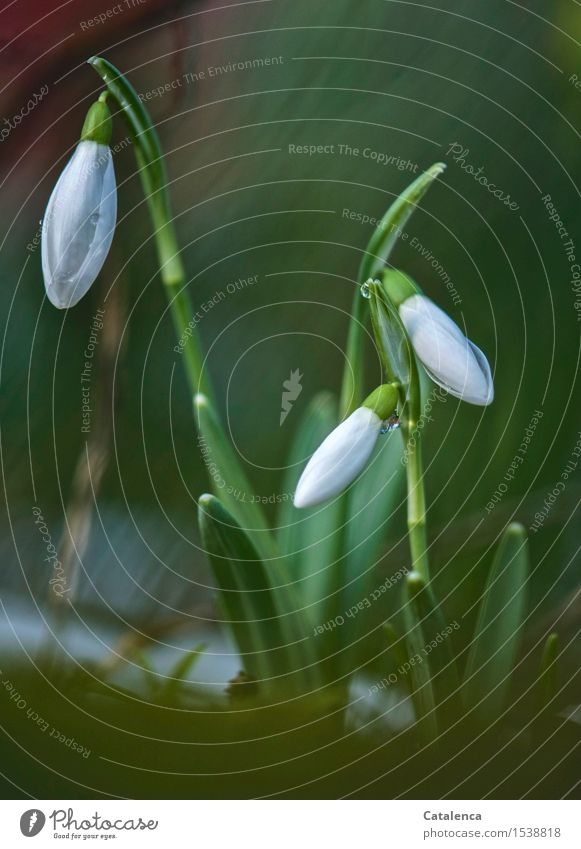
left=399, top=294, right=494, bottom=406
left=41, top=140, right=117, bottom=309
left=294, top=383, right=399, bottom=509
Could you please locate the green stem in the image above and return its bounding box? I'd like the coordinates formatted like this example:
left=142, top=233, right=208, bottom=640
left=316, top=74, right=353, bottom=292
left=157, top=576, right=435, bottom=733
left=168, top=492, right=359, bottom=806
left=146, top=189, right=210, bottom=402
left=87, top=56, right=212, bottom=406
left=401, top=352, right=431, bottom=583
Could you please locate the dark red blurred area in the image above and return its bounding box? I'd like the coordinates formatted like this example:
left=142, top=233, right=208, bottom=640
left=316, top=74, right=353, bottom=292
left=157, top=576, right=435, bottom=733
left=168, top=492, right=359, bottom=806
left=0, top=0, right=191, bottom=169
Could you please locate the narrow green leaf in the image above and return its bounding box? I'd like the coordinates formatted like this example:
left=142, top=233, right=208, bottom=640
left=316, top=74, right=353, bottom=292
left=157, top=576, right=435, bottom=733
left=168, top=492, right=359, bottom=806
left=402, top=580, right=439, bottom=744
left=339, top=293, right=368, bottom=417
left=132, top=649, right=160, bottom=697
left=407, top=572, right=461, bottom=727
left=383, top=622, right=411, bottom=691
left=463, top=522, right=529, bottom=722
left=198, top=494, right=289, bottom=686
left=278, top=392, right=342, bottom=623
left=345, top=420, right=404, bottom=575
left=359, top=162, right=446, bottom=283
left=537, top=632, right=560, bottom=712
left=198, top=494, right=315, bottom=692
left=161, top=643, right=206, bottom=704
left=195, top=393, right=275, bottom=560
left=341, top=430, right=405, bottom=668
left=340, top=163, right=444, bottom=417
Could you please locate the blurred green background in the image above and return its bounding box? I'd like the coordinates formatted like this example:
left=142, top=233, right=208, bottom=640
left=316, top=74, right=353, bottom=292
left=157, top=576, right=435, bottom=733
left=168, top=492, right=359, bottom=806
left=0, top=0, right=580, bottom=797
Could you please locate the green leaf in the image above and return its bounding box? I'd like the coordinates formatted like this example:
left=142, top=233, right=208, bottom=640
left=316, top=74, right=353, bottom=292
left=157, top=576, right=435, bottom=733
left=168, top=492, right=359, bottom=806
left=359, top=162, right=446, bottom=284
left=339, top=293, right=368, bottom=417
left=341, top=430, right=405, bottom=664
left=340, top=163, right=445, bottom=416
left=161, top=643, right=206, bottom=705
left=198, top=494, right=315, bottom=692
left=383, top=622, right=412, bottom=692
left=277, top=392, right=347, bottom=682
left=463, top=523, right=529, bottom=722
left=402, top=579, right=439, bottom=744
left=536, top=632, right=560, bottom=713
left=195, top=394, right=275, bottom=560
left=132, top=649, right=160, bottom=698
left=406, top=572, right=461, bottom=727
left=278, top=392, right=342, bottom=621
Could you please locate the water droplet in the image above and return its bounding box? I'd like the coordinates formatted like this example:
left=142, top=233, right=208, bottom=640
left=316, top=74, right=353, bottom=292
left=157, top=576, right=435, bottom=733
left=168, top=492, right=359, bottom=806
left=360, top=281, right=371, bottom=299
left=380, top=413, right=401, bottom=434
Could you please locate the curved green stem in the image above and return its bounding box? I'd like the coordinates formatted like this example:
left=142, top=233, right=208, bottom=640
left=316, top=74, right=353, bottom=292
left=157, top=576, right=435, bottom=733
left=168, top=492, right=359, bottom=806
left=403, top=416, right=429, bottom=582
left=88, top=56, right=212, bottom=405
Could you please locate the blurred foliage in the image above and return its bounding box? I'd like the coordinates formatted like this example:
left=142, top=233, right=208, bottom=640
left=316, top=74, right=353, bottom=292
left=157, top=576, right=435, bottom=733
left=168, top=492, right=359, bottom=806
left=1, top=0, right=580, bottom=797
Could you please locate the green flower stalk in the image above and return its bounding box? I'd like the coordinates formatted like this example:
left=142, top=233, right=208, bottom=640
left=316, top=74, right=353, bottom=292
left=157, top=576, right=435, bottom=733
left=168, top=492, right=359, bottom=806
left=366, top=278, right=430, bottom=581
left=87, top=56, right=211, bottom=403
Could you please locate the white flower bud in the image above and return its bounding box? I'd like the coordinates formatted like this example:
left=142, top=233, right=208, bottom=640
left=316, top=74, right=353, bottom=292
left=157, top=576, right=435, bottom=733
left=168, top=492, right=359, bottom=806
left=294, top=407, right=383, bottom=508
left=41, top=140, right=117, bottom=308
left=399, top=294, right=494, bottom=406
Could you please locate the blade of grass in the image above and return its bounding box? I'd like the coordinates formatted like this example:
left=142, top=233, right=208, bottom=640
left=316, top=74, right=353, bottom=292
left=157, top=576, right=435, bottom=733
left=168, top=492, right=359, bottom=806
left=161, top=643, right=207, bottom=705
left=463, top=522, right=529, bottom=723
left=195, top=394, right=276, bottom=560
left=132, top=649, right=160, bottom=698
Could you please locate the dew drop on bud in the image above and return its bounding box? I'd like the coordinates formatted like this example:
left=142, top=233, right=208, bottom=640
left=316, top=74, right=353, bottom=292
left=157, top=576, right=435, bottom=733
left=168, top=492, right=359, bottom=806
left=380, top=413, right=400, bottom=434
left=360, top=281, right=371, bottom=299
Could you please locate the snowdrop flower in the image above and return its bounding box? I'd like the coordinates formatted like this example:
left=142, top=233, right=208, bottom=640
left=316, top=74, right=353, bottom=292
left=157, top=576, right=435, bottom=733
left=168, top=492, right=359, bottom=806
left=294, top=383, right=398, bottom=508
left=42, top=98, right=116, bottom=308
left=385, top=271, right=494, bottom=406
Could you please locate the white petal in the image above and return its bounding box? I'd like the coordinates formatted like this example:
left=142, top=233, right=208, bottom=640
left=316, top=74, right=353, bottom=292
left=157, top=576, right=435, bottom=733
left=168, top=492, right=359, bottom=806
left=41, top=141, right=117, bottom=308
left=294, top=407, right=381, bottom=508
left=399, top=294, right=494, bottom=406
